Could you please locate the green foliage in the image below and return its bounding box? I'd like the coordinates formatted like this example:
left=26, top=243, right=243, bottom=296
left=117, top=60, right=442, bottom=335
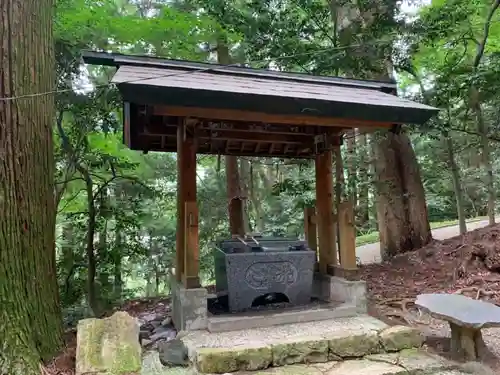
left=53, top=0, right=500, bottom=321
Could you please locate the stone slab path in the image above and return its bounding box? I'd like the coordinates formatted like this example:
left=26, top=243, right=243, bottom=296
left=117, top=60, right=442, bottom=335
left=356, top=219, right=494, bottom=265
left=142, top=349, right=484, bottom=374
left=139, top=314, right=496, bottom=374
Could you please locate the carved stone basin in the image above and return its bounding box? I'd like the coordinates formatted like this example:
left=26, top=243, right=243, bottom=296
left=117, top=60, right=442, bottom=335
left=214, top=237, right=316, bottom=312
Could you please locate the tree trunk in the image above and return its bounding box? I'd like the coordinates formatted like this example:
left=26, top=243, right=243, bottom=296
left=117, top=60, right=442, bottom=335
left=85, top=177, right=99, bottom=315
left=112, top=237, right=123, bottom=301
left=97, top=188, right=110, bottom=303
left=0, top=0, right=63, bottom=371
left=357, top=132, right=370, bottom=227
left=473, top=96, right=495, bottom=225
left=334, top=144, right=345, bottom=207
left=249, top=162, right=265, bottom=233
left=444, top=133, right=467, bottom=234
left=240, top=158, right=252, bottom=233
left=217, top=37, right=245, bottom=236
left=397, top=133, right=432, bottom=249
left=146, top=235, right=154, bottom=297
left=345, top=130, right=357, bottom=206
left=374, top=132, right=432, bottom=258
left=112, top=187, right=123, bottom=301
left=61, top=223, right=77, bottom=305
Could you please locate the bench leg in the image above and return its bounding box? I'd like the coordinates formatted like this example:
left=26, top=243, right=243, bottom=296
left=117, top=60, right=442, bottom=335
left=450, top=322, right=461, bottom=354
left=449, top=323, right=487, bottom=361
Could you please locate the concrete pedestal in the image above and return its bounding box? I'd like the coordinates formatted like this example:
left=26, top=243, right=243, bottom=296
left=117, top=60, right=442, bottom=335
left=313, top=273, right=367, bottom=313
left=172, top=280, right=208, bottom=331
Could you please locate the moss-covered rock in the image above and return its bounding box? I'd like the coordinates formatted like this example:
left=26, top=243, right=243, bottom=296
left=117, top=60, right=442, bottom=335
left=271, top=337, right=329, bottom=366
left=76, top=311, right=141, bottom=375
left=196, top=345, right=272, bottom=373
left=328, top=330, right=381, bottom=358
left=378, top=326, right=424, bottom=352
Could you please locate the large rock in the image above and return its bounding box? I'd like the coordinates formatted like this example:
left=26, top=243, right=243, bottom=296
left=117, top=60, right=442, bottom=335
left=328, top=330, right=381, bottom=358
left=196, top=345, right=272, bottom=373
left=142, top=351, right=195, bottom=375
left=158, top=339, right=189, bottom=367
left=76, top=311, right=141, bottom=375
left=378, top=326, right=424, bottom=352
left=271, top=336, right=329, bottom=366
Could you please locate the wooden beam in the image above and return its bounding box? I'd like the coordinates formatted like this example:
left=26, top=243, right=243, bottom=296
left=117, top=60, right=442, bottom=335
left=153, top=105, right=395, bottom=129
left=132, top=135, right=317, bottom=158
left=338, top=200, right=357, bottom=270
left=142, top=122, right=323, bottom=145
left=183, top=201, right=200, bottom=288
left=315, top=151, right=337, bottom=274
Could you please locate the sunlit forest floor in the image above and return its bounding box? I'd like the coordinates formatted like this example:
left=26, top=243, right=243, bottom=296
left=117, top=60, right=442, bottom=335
left=362, top=223, right=500, bottom=371
left=46, top=224, right=500, bottom=375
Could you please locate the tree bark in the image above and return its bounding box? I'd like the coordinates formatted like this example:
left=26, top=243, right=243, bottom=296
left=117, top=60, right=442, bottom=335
left=0, top=0, right=63, bottom=372
left=472, top=93, right=495, bottom=225
left=357, top=132, right=370, bottom=227
left=345, top=130, right=357, bottom=206
left=444, top=133, right=467, bottom=234
left=240, top=158, right=252, bottom=233
left=217, top=37, right=245, bottom=236
left=469, top=0, right=500, bottom=225
left=84, top=176, right=99, bottom=315
left=249, top=162, right=265, bottom=233
left=97, top=188, right=110, bottom=303
left=374, top=131, right=432, bottom=258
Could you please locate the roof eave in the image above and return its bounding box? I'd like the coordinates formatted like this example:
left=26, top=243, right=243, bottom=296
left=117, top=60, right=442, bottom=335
left=82, top=50, right=119, bottom=67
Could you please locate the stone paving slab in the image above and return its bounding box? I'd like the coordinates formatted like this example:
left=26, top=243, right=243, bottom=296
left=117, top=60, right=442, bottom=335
left=142, top=349, right=495, bottom=375
left=179, top=316, right=427, bottom=373
left=210, top=350, right=459, bottom=374
left=182, top=315, right=388, bottom=352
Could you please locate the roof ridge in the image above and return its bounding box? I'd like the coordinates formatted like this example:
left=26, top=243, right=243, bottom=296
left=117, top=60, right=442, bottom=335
left=81, top=50, right=397, bottom=91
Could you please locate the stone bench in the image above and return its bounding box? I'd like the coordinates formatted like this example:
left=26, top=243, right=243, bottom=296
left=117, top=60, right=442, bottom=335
left=415, top=293, right=500, bottom=361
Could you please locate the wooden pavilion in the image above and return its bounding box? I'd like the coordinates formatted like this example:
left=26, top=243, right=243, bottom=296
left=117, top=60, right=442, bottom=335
left=83, top=51, right=438, bottom=328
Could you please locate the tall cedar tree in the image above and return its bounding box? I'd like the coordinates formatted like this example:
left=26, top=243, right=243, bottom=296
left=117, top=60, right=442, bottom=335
left=0, top=0, right=63, bottom=373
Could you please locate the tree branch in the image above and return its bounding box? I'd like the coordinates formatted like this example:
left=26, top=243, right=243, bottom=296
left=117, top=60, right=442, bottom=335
left=473, top=0, right=500, bottom=68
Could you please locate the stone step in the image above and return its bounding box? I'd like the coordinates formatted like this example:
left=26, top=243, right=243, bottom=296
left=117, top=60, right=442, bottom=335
left=207, top=302, right=358, bottom=333
left=180, top=315, right=427, bottom=374
left=142, top=349, right=478, bottom=375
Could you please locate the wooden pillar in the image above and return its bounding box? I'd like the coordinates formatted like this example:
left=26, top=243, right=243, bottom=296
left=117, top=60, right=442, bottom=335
left=184, top=201, right=200, bottom=288
left=315, top=151, right=337, bottom=274
left=226, top=156, right=245, bottom=236
left=304, top=207, right=317, bottom=252
left=334, top=142, right=344, bottom=264
left=338, top=200, right=357, bottom=269
left=175, top=122, right=186, bottom=282
left=176, top=120, right=200, bottom=287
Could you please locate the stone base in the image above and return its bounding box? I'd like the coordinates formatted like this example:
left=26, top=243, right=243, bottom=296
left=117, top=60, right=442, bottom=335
left=313, top=272, right=367, bottom=313
left=449, top=322, right=488, bottom=361
left=179, top=316, right=426, bottom=373
left=207, top=302, right=357, bottom=333
left=172, top=280, right=208, bottom=331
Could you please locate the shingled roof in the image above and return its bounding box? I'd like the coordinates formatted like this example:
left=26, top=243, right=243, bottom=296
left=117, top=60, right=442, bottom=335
left=82, top=51, right=438, bottom=126
left=82, top=51, right=439, bottom=157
